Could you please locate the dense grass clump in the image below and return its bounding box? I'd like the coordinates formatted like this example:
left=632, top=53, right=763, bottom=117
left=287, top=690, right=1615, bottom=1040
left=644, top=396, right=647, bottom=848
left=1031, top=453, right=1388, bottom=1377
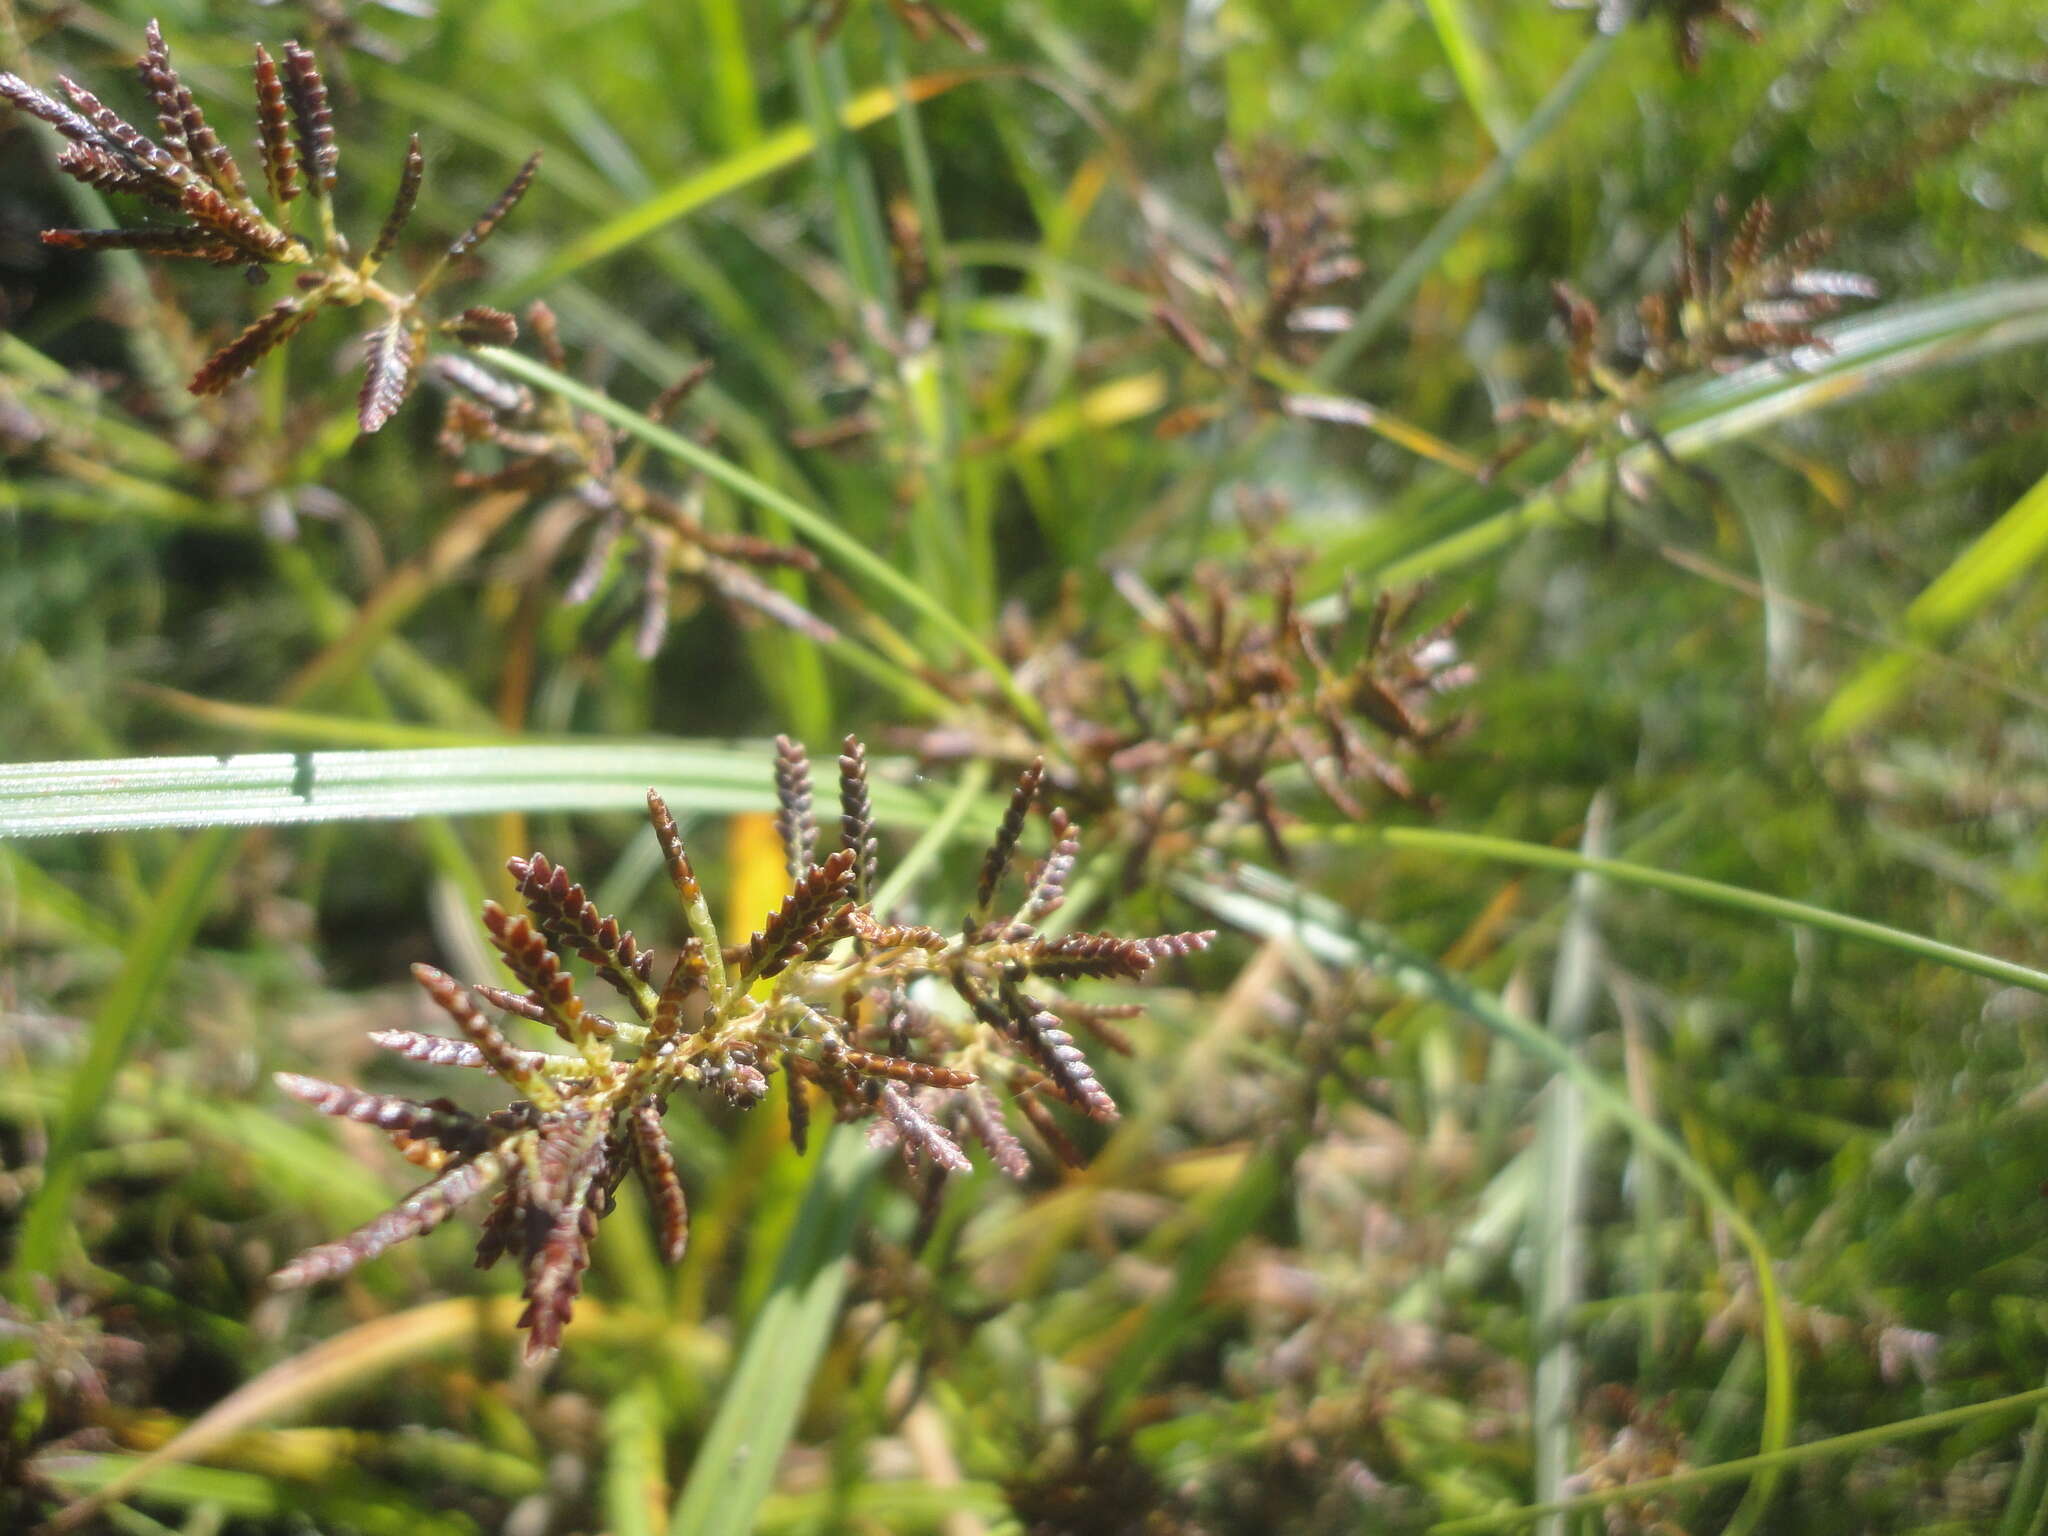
left=1, top=3, right=2046, bottom=1533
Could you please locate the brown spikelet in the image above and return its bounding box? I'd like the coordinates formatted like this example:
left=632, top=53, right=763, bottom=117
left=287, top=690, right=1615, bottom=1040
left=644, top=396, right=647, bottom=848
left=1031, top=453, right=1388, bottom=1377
left=364, top=134, right=424, bottom=271
left=1025, top=931, right=1157, bottom=981
left=358, top=321, right=418, bottom=433
left=701, top=558, right=840, bottom=645
left=443, top=305, right=520, bottom=347
left=142, top=21, right=245, bottom=200
left=774, top=735, right=818, bottom=881
left=509, top=853, right=657, bottom=1017
left=743, top=848, right=857, bottom=982
left=958, top=1085, right=1031, bottom=1179
left=1021, top=807, right=1080, bottom=924
left=272, top=1149, right=507, bottom=1288
left=252, top=45, right=299, bottom=204
left=177, top=179, right=296, bottom=260
left=1140, top=929, right=1215, bottom=963
left=1012, top=1084, right=1086, bottom=1167
left=274, top=1072, right=494, bottom=1155
left=55, top=142, right=183, bottom=208
left=1001, top=983, right=1117, bottom=1121
left=870, top=1081, right=972, bottom=1173
left=517, top=1112, right=611, bottom=1362
left=137, top=22, right=193, bottom=167
left=977, top=758, right=1043, bottom=916
left=842, top=909, right=947, bottom=952
left=837, top=736, right=878, bottom=906
left=647, top=358, right=714, bottom=425
left=472, top=1165, right=527, bottom=1271
left=42, top=226, right=243, bottom=263
left=56, top=76, right=188, bottom=191
left=629, top=1102, right=689, bottom=1263
left=280, top=42, right=336, bottom=196
left=190, top=299, right=315, bottom=395
left=447, top=150, right=540, bottom=262
left=840, top=1048, right=975, bottom=1089
left=0, top=72, right=107, bottom=148
left=645, top=794, right=702, bottom=912
left=412, top=963, right=561, bottom=1108
left=368, top=1028, right=539, bottom=1073
left=481, top=902, right=589, bottom=1042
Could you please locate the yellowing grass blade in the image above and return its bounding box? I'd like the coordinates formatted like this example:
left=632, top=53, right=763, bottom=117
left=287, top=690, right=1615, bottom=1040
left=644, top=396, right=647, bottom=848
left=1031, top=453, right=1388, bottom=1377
left=1816, top=464, right=2048, bottom=739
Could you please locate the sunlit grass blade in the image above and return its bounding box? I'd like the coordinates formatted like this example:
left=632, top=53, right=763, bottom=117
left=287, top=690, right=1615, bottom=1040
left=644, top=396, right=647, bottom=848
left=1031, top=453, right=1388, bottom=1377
left=1529, top=797, right=1607, bottom=1536
left=1816, top=462, right=2048, bottom=739
left=604, top=1377, right=671, bottom=1536
left=0, top=745, right=958, bottom=838
left=1303, top=823, right=2048, bottom=998
left=497, top=73, right=983, bottom=306
left=1322, top=278, right=2048, bottom=588
left=1427, top=1383, right=2048, bottom=1535
left=668, top=1130, right=880, bottom=1536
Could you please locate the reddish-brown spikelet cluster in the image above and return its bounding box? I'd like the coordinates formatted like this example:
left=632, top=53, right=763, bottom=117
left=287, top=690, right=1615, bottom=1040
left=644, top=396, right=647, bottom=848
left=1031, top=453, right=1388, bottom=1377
left=916, top=551, right=1475, bottom=875
left=273, top=738, right=1213, bottom=1361
left=430, top=307, right=830, bottom=658
left=0, top=22, right=539, bottom=430
left=1497, top=197, right=1877, bottom=506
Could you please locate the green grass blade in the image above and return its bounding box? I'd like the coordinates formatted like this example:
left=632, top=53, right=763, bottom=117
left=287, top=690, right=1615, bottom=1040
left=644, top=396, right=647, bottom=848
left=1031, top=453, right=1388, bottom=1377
left=1427, top=1384, right=2048, bottom=1534
left=1315, top=30, right=1620, bottom=382
left=1419, top=0, right=1520, bottom=147
left=11, top=826, right=240, bottom=1291
left=1311, top=824, right=2048, bottom=998
left=498, top=73, right=981, bottom=307
left=1816, top=464, right=2048, bottom=739
left=0, top=745, right=956, bottom=839
left=668, top=1130, right=881, bottom=1536
left=604, top=1377, right=670, bottom=1536
left=1530, top=797, right=1607, bottom=1535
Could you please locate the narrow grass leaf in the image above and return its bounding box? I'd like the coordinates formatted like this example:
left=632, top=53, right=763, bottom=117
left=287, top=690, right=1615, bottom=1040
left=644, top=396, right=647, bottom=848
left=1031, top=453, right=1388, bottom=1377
left=1816, top=464, right=2048, bottom=739
left=668, top=1129, right=881, bottom=1536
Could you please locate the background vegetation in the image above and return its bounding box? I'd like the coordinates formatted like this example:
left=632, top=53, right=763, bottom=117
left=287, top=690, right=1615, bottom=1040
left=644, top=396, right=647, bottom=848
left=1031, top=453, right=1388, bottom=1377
left=2, top=0, right=2047, bottom=1532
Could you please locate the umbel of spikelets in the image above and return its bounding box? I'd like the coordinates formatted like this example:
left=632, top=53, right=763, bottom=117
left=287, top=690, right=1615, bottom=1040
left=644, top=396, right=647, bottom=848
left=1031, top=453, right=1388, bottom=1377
left=0, top=21, right=538, bottom=430
left=430, top=303, right=833, bottom=660
left=272, top=738, right=1213, bottom=1362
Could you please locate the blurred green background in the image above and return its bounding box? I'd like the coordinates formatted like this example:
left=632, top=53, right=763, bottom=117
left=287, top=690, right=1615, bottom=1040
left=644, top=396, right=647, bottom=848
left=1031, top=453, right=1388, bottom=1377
left=2, top=0, right=2047, bottom=1532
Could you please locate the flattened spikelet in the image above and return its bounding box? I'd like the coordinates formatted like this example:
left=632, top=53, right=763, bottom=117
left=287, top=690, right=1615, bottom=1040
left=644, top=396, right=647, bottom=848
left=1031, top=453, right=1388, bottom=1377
left=365, top=134, right=424, bottom=271
left=190, top=299, right=314, bottom=395
left=630, top=1102, right=689, bottom=1263
left=743, top=848, right=857, bottom=981
left=774, top=735, right=819, bottom=881
left=443, top=305, right=520, bottom=347
left=251, top=45, right=299, bottom=204
left=280, top=42, right=336, bottom=195
left=447, top=150, right=540, bottom=262
left=273, top=1151, right=505, bottom=1288
left=977, top=758, right=1043, bottom=916
left=358, top=320, right=418, bottom=433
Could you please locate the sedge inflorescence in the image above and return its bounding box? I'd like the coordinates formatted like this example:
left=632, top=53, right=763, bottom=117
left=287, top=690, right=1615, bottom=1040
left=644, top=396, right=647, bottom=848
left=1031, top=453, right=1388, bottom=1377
left=271, top=737, right=1212, bottom=1361
left=0, top=22, right=538, bottom=431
